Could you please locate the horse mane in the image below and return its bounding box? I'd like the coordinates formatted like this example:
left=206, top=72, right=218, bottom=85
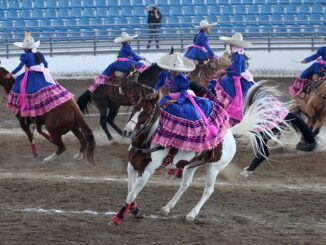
left=138, top=63, right=163, bottom=89
left=0, top=67, right=15, bottom=94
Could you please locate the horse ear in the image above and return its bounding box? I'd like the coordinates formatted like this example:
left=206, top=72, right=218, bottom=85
left=170, top=46, right=174, bottom=54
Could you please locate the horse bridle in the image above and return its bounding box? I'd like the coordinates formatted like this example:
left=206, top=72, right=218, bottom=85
left=129, top=102, right=163, bottom=154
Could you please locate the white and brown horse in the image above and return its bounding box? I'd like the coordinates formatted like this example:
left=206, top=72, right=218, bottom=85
left=111, top=84, right=288, bottom=225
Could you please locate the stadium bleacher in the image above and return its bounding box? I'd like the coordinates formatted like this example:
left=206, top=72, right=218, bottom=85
left=0, top=0, right=324, bottom=38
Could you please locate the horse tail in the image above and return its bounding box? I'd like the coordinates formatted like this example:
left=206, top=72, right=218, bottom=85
left=76, top=90, right=92, bottom=114
left=230, top=81, right=290, bottom=157
left=73, top=101, right=96, bottom=165
left=285, top=112, right=316, bottom=144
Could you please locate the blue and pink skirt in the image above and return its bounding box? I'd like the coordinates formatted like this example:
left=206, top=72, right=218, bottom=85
left=7, top=71, right=73, bottom=117
left=152, top=91, right=229, bottom=152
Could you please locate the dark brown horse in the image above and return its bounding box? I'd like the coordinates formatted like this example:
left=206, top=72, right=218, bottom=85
left=76, top=63, right=163, bottom=141
left=0, top=67, right=95, bottom=164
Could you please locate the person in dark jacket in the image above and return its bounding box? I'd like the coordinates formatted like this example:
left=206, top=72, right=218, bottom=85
left=146, top=5, right=162, bottom=49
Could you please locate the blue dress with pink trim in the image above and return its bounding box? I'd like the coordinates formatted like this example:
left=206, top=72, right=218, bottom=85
left=7, top=50, right=73, bottom=117
left=219, top=52, right=254, bottom=99
left=102, top=58, right=146, bottom=77
left=184, top=31, right=215, bottom=62
left=118, top=42, right=142, bottom=61
left=152, top=71, right=229, bottom=152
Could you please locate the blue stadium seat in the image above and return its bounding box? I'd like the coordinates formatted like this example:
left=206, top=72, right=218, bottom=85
left=297, top=14, right=309, bottom=23
left=255, top=0, right=266, bottom=4
left=95, top=0, right=107, bottom=7
left=7, top=10, right=19, bottom=19
left=121, top=0, right=132, bottom=6
left=197, top=5, right=208, bottom=16
left=117, top=16, right=129, bottom=25
left=222, top=5, right=234, bottom=15
left=284, top=14, right=296, bottom=22
left=53, top=18, right=64, bottom=27
left=194, top=0, right=204, bottom=5
left=96, top=8, right=107, bottom=17
left=84, top=8, right=96, bottom=17
left=144, top=0, right=156, bottom=6
left=58, top=0, right=70, bottom=7
left=302, top=0, right=314, bottom=3
left=34, top=0, right=45, bottom=8
left=71, top=0, right=83, bottom=7
left=266, top=0, right=277, bottom=3
left=316, top=0, right=325, bottom=3
left=84, top=0, right=95, bottom=7
left=206, top=0, right=218, bottom=4
left=273, top=5, right=285, bottom=15
left=21, top=9, right=32, bottom=19
left=71, top=8, right=82, bottom=17
left=171, top=0, right=182, bottom=5
left=292, top=0, right=303, bottom=3
left=9, top=0, right=20, bottom=9
left=130, top=16, right=141, bottom=24
left=210, top=7, right=221, bottom=16
left=312, top=4, right=323, bottom=14
left=247, top=5, right=259, bottom=15
left=230, top=0, right=242, bottom=4
left=58, top=8, right=70, bottom=18
left=310, top=14, right=322, bottom=25
left=218, top=0, right=230, bottom=4
left=159, top=6, right=170, bottom=16
left=171, top=6, right=183, bottom=16
left=271, top=14, right=283, bottom=23
left=245, top=15, right=258, bottom=24
left=121, top=7, right=134, bottom=17
left=65, top=18, right=78, bottom=26
left=55, top=30, right=68, bottom=38
left=182, top=15, right=193, bottom=24
left=21, top=0, right=33, bottom=9
left=0, top=9, right=4, bottom=19
left=234, top=5, right=246, bottom=15
left=79, top=18, right=92, bottom=26
left=15, top=20, right=27, bottom=29
left=286, top=5, right=298, bottom=14
left=260, top=5, right=271, bottom=14
left=183, top=6, right=196, bottom=16
left=134, top=7, right=145, bottom=17
left=243, top=0, right=253, bottom=3
left=92, top=18, right=104, bottom=26
left=132, top=0, right=144, bottom=7
left=3, top=20, right=14, bottom=29
left=299, top=4, right=311, bottom=14
left=33, top=9, right=44, bottom=18
left=207, top=15, right=218, bottom=24
left=233, top=26, right=246, bottom=34
left=46, top=0, right=57, bottom=8
left=108, top=7, right=120, bottom=17
left=233, top=15, right=245, bottom=25
left=258, top=14, right=270, bottom=23
left=220, top=15, right=232, bottom=25
left=157, top=0, right=169, bottom=6
left=166, top=16, right=180, bottom=26
left=194, top=15, right=204, bottom=23
left=279, top=0, right=290, bottom=3
left=0, top=0, right=7, bottom=9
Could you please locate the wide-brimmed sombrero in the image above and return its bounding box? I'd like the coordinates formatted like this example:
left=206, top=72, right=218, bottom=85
left=196, top=19, right=217, bottom=30
left=219, top=32, right=252, bottom=49
left=157, top=51, right=195, bottom=72
left=114, top=32, right=139, bottom=43
left=13, top=32, right=40, bottom=49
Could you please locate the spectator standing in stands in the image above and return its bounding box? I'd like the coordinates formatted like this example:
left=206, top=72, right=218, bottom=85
left=146, top=5, right=162, bottom=49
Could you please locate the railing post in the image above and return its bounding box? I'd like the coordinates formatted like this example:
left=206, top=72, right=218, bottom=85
left=180, top=33, right=184, bottom=52
left=268, top=34, right=271, bottom=52
left=93, top=36, right=97, bottom=56
left=6, top=40, right=9, bottom=59
left=311, top=36, right=314, bottom=52
left=50, top=38, right=53, bottom=57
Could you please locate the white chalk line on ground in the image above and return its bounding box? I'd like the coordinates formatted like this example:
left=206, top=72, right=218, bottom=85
left=0, top=172, right=325, bottom=193
left=17, top=208, right=181, bottom=220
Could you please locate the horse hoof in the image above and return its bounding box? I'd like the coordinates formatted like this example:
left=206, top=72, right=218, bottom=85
left=43, top=153, right=58, bottom=164
left=73, top=152, right=83, bottom=162
left=161, top=207, right=170, bottom=217
left=296, top=142, right=316, bottom=152
left=111, top=215, right=123, bottom=226
left=186, top=214, right=195, bottom=222
left=240, top=169, right=253, bottom=178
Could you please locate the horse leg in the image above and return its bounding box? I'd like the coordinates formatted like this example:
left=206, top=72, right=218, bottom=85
left=18, top=118, right=38, bottom=157
left=107, top=104, right=123, bottom=135
left=71, top=126, right=87, bottom=162
left=312, top=116, right=324, bottom=136
left=99, top=108, right=113, bottom=141
left=186, top=132, right=236, bottom=221
left=241, top=133, right=270, bottom=177
left=43, top=134, right=66, bottom=163
left=112, top=148, right=170, bottom=225
left=36, top=124, right=52, bottom=142
left=161, top=166, right=199, bottom=216
left=127, top=162, right=142, bottom=218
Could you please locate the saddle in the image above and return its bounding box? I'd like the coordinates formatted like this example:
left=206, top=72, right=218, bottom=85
left=109, top=68, right=140, bottom=96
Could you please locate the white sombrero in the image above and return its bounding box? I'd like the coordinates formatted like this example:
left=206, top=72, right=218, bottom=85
left=13, top=32, right=40, bottom=49
left=219, top=32, right=252, bottom=49
left=114, top=32, right=139, bottom=43
left=196, top=19, right=217, bottom=30
left=157, top=52, right=195, bottom=72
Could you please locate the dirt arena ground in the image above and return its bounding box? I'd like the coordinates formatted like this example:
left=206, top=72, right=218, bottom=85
left=0, top=78, right=325, bottom=244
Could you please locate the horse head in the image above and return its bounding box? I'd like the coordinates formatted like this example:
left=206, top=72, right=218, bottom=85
left=0, top=66, right=15, bottom=94
left=123, top=92, right=160, bottom=138
left=137, top=63, right=164, bottom=89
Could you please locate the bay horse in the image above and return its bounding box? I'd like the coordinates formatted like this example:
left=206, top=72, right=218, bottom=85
left=292, top=76, right=326, bottom=136
left=111, top=83, right=289, bottom=225
left=0, top=67, right=95, bottom=164
left=76, top=63, right=163, bottom=141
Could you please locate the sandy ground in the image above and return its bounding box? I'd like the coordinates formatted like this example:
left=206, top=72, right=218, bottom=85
left=0, top=78, right=325, bottom=245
